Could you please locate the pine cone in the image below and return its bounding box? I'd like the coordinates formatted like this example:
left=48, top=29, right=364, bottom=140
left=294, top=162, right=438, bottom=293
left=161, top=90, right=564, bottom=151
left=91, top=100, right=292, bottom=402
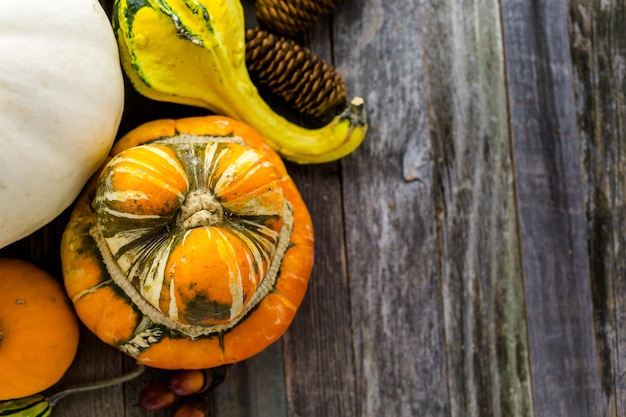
left=255, top=0, right=339, bottom=37
left=245, top=27, right=346, bottom=119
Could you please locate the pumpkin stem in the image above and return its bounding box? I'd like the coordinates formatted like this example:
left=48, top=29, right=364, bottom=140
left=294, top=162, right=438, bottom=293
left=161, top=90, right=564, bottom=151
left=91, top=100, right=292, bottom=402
left=47, top=363, right=145, bottom=407
left=177, top=190, right=224, bottom=229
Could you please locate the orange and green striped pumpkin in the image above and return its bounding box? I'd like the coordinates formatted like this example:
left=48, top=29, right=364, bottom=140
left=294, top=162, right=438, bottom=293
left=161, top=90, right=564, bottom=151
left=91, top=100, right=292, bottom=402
left=60, top=116, right=314, bottom=369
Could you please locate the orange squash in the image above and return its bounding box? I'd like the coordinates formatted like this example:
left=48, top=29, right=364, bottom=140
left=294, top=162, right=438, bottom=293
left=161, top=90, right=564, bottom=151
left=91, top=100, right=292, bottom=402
left=0, top=258, right=80, bottom=400
left=61, top=116, right=314, bottom=370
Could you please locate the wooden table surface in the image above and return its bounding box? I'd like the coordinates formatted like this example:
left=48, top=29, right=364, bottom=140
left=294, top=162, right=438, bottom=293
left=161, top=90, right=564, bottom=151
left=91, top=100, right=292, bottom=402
left=3, top=0, right=626, bottom=416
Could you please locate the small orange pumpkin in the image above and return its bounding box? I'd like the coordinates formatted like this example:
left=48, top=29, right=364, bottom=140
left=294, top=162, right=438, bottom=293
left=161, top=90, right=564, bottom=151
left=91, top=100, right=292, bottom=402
left=61, top=116, right=314, bottom=370
left=0, top=258, right=80, bottom=400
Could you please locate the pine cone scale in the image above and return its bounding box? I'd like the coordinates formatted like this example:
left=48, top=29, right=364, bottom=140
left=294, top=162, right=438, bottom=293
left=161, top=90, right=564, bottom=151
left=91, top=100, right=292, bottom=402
left=255, top=0, right=340, bottom=36
left=245, top=27, right=347, bottom=119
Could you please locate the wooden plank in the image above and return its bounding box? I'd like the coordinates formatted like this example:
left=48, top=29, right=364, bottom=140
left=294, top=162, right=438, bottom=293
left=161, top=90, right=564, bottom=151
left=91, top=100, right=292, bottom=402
left=278, top=17, right=358, bottom=417
left=214, top=341, right=287, bottom=417
left=333, top=1, right=449, bottom=415
left=567, top=0, right=626, bottom=415
left=283, top=162, right=357, bottom=417
left=501, top=0, right=603, bottom=415
left=419, top=0, right=533, bottom=416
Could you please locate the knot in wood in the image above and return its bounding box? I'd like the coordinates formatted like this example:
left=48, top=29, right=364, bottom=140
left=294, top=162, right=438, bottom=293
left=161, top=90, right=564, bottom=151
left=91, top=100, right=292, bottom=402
left=178, top=190, right=223, bottom=229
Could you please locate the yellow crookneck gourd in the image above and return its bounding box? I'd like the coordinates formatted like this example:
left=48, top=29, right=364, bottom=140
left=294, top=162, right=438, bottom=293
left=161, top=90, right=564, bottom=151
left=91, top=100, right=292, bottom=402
left=112, top=0, right=367, bottom=164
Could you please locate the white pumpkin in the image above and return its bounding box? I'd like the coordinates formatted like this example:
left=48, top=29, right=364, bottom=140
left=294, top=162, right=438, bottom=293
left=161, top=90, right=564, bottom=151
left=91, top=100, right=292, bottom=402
left=0, top=0, right=124, bottom=248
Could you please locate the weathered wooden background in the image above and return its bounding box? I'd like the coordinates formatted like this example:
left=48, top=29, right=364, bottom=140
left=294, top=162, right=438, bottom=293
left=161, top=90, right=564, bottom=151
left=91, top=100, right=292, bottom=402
left=3, top=0, right=626, bottom=416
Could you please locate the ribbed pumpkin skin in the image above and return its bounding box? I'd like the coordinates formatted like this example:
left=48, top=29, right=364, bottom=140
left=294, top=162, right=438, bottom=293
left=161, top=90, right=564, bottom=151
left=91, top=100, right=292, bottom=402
left=0, top=259, right=80, bottom=400
left=61, top=116, right=314, bottom=369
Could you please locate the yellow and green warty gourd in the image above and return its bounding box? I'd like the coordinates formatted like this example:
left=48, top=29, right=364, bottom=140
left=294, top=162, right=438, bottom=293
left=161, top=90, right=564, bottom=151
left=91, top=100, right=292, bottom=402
left=112, top=0, right=368, bottom=164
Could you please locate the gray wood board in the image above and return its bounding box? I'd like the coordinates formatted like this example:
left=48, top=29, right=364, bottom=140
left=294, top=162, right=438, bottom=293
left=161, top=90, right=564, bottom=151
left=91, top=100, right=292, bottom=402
left=502, top=0, right=602, bottom=415
left=569, top=0, right=626, bottom=415
left=336, top=1, right=449, bottom=416
left=420, top=0, right=532, bottom=416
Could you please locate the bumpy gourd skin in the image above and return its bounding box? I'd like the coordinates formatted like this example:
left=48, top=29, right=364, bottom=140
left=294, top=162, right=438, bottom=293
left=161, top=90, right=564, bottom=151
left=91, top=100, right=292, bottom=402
left=0, top=395, right=52, bottom=417
left=112, top=0, right=368, bottom=164
left=61, top=116, right=314, bottom=370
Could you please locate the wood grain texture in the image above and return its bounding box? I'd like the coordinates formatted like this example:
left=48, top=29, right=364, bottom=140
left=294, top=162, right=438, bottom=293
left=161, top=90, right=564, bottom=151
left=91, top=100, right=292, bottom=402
left=213, top=342, right=287, bottom=417
left=280, top=19, right=358, bottom=417
left=283, top=162, right=357, bottom=417
left=501, top=0, right=602, bottom=415
left=419, top=0, right=533, bottom=416
left=334, top=1, right=449, bottom=416
left=568, top=0, right=626, bottom=415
